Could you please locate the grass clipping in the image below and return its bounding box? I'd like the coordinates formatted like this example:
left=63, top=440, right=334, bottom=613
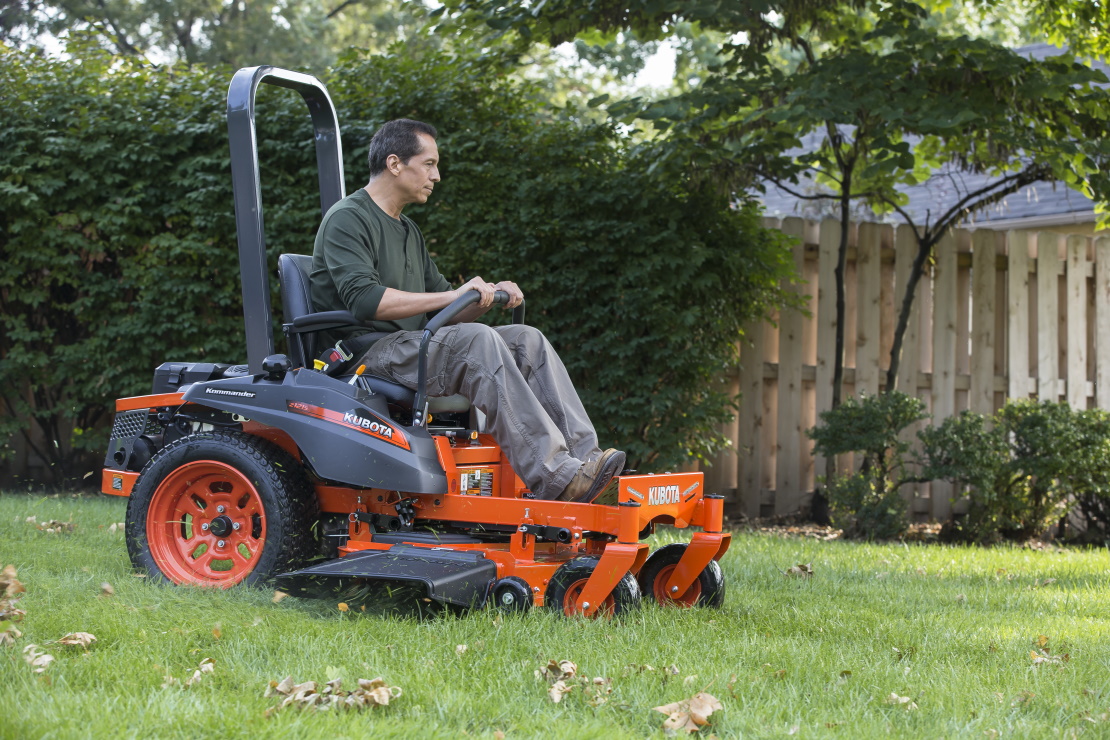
left=265, top=676, right=401, bottom=717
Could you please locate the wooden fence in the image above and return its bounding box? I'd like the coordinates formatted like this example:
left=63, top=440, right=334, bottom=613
left=704, top=218, right=1110, bottom=522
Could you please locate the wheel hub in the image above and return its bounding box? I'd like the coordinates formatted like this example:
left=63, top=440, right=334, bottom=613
left=208, top=514, right=234, bottom=537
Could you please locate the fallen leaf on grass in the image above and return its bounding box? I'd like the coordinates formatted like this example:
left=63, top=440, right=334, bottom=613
left=2, top=566, right=26, bottom=597
left=99, top=582, right=115, bottom=598
left=884, top=692, right=918, bottom=710
left=623, top=664, right=656, bottom=676
left=183, top=658, right=215, bottom=688
left=549, top=679, right=574, bottom=703
left=0, top=622, right=23, bottom=646
left=56, top=632, right=97, bottom=649
left=264, top=675, right=401, bottom=716
left=272, top=590, right=289, bottom=604
left=212, top=625, right=222, bottom=640
left=337, top=602, right=349, bottom=612
left=1035, top=634, right=1049, bottom=649
left=1030, top=649, right=1068, bottom=665
left=784, top=563, right=812, bottom=578
left=536, top=659, right=577, bottom=683
left=1, top=566, right=27, bottom=629
left=455, top=644, right=467, bottom=656
left=35, top=520, right=76, bottom=534
left=108, top=522, right=125, bottom=533
left=536, top=659, right=611, bottom=705
left=23, top=644, right=54, bottom=673
left=654, top=692, right=723, bottom=734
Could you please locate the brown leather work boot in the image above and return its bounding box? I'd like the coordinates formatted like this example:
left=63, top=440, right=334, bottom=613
left=557, top=449, right=626, bottom=503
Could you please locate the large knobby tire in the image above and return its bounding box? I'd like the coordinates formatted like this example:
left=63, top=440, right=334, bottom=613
left=544, top=556, right=641, bottom=618
left=126, top=430, right=317, bottom=588
left=637, top=543, right=725, bottom=608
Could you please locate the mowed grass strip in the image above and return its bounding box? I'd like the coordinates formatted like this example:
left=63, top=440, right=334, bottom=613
left=2, top=493, right=1110, bottom=739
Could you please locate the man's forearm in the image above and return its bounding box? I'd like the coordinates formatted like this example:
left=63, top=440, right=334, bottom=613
left=373, top=287, right=456, bottom=320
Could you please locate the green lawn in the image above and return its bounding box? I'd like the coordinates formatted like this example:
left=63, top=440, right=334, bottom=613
left=2, top=492, right=1109, bottom=739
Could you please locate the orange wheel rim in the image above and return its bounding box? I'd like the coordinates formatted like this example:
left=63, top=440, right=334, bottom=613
left=146, top=460, right=266, bottom=587
left=562, top=578, right=616, bottom=618
left=652, top=564, right=701, bottom=607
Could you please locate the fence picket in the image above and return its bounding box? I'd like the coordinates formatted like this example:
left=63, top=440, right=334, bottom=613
left=1008, top=231, right=1032, bottom=399
left=1097, top=236, right=1110, bottom=408
left=1066, top=235, right=1089, bottom=408
left=855, top=223, right=883, bottom=396
left=971, top=230, right=997, bottom=416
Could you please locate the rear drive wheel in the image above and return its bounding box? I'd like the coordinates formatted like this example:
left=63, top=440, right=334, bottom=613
left=126, top=431, right=316, bottom=587
left=637, top=543, right=725, bottom=608
left=544, top=556, right=640, bottom=618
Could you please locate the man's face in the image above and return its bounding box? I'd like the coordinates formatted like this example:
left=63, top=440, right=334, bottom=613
left=394, top=133, right=440, bottom=205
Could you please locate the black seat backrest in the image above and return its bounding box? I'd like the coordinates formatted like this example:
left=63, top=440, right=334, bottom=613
left=277, top=253, right=315, bottom=367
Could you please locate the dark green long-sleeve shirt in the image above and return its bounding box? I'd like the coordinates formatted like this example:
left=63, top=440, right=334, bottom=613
left=310, top=188, right=451, bottom=345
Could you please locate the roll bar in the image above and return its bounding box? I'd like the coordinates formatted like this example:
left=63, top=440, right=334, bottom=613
left=227, top=66, right=345, bottom=374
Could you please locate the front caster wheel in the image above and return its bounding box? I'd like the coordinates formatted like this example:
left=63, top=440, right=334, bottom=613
left=490, top=576, right=533, bottom=612
left=637, top=543, right=725, bottom=608
left=544, top=556, right=640, bottom=618
left=126, top=431, right=316, bottom=588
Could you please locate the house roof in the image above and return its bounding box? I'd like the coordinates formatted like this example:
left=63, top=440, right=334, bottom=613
left=756, top=44, right=1109, bottom=230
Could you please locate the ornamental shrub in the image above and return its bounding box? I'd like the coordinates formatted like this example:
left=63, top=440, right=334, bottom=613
left=807, top=391, right=927, bottom=539
left=918, top=400, right=1090, bottom=543
left=0, top=41, right=795, bottom=485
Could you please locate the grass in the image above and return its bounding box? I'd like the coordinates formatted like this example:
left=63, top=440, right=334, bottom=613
left=2, top=492, right=1110, bottom=739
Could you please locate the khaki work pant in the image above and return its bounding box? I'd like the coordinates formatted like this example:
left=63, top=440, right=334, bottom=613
left=359, top=323, right=601, bottom=499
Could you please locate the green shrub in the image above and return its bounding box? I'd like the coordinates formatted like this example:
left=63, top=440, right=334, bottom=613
left=0, top=41, right=796, bottom=485
left=807, top=391, right=927, bottom=539
left=1057, top=408, right=1110, bottom=543
left=918, top=400, right=1090, bottom=543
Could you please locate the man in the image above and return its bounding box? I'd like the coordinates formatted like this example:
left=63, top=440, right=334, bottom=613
left=310, top=118, right=624, bottom=502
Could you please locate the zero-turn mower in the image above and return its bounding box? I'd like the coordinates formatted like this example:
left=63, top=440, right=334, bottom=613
left=100, top=66, right=731, bottom=617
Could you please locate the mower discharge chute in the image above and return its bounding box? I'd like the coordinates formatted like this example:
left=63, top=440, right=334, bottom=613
left=101, top=66, right=731, bottom=617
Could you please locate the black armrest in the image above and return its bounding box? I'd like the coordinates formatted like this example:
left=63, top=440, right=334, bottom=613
left=286, top=310, right=366, bottom=334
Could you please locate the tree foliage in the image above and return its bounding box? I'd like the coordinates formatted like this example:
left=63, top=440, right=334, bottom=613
left=0, top=40, right=795, bottom=485
left=0, top=0, right=438, bottom=71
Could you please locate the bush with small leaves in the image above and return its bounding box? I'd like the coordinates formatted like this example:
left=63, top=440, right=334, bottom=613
left=807, top=391, right=927, bottom=539
left=918, top=400, right=1099, bottom=543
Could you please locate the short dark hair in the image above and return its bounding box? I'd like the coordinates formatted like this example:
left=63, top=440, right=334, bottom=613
left=367, top=119, right=438, bottom=176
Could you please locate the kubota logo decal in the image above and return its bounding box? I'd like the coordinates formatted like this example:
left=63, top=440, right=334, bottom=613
left=647, top=485, right=680, bottom=505
left=286, top=401, right=410, bottom=450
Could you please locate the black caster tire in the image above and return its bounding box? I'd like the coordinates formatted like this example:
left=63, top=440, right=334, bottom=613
left=544, top=556, right=641, bottom=618
left=490, top=576, right=533, bottom=612
left=637, top=543, right=725, bottom=608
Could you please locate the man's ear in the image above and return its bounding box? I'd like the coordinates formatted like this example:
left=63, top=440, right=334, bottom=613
left=385, top=153, right=402, bottom=176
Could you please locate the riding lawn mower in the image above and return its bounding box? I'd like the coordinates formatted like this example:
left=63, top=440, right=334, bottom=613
left=99, top=66, right=731, bottom=617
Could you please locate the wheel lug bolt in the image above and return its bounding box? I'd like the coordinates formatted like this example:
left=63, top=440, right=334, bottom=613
left=216, top=505, right=226, bottom=513
left=233, top=522, right=240, bottom=531
left=582, top=601, right=590, bottom=609
left=670, top=586, right=679, bottom=593
left=201, top=523, right=209, bottom=531
left=217, top=540, right=226, bottom=548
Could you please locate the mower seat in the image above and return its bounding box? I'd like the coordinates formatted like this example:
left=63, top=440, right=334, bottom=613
left=277, top=253, right=470, bottom=414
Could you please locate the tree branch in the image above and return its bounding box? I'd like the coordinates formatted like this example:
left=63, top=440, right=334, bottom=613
left=327, top=0, right=363, bottom=19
